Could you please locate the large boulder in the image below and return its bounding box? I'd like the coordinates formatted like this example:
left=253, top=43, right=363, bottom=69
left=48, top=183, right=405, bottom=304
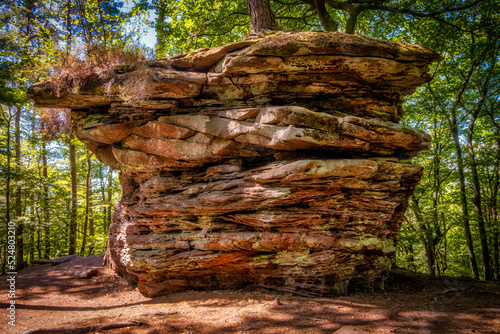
left=28, top=31, right=440, bottom=297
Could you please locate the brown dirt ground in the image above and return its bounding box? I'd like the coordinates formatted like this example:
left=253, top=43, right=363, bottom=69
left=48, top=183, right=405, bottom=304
left=1, top=254, right=499, bottom=334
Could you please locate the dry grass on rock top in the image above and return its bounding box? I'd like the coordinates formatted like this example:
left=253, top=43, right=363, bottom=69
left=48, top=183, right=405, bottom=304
left=1, top=254, right=499, bottom=334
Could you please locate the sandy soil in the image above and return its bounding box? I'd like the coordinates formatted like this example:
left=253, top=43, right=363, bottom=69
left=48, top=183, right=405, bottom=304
left=1, top=254, right=499, bottom=334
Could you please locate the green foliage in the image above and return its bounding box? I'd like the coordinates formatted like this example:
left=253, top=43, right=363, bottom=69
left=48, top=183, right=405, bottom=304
left=0, top=0, right=126, bottom=271
left=393, top=0, right=500, bottom=279
left=142, top=0, right=251, bottom=57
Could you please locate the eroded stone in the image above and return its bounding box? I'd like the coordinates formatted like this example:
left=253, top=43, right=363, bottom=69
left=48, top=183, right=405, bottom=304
left=28, top=31, right=439, bottom=297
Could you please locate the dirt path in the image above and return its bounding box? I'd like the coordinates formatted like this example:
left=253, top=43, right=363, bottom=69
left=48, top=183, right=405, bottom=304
left=1, top=254, right=499, bottom=334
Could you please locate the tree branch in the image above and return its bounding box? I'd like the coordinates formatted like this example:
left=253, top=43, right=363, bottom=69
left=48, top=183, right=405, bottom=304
left=314, top=0, right=338, bottom=31
left=322, top=0, right=483, bottom=33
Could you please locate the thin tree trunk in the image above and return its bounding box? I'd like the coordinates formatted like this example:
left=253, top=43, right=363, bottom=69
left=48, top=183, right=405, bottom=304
left=411, top=196, right=437, bottom=276
left=66, top=0, right=71, bottom=55
left=66, top=0, right=78, bottom=255
left=37, top=229, right=41, bottom=259
left=428, top=39, right=486, bottom=280
left=3, top=109, right=12, bottom=274
left=68, top=134, right=78, bottom=255
left=88, top=158, right=94, bottom=237
left=81, top=150, right=92, bottom=255
left=156, top=0, right=166, bottom=54
left=467, top=112, right=492, bottom=280
left=441, top=213, right=449, bottom=274
left=494, top=233, right=499, bottom=280
left=246, top=0, right=280, bottom=33
left=99, top=165, right=106, bottom=233
left=406, top=244, right=416, bottom=271
left=15, top=107, right=24, bottom=271
left=2, top=244, right=6, bottom=275
left=450, top=115, right=479, bottom=279
left=431, top=119, right=444, bottom=276
left=30, top=234, right=34, bottom=262
left=5, top=109, right=12, bottom=226
left=488, top=114, right=500, bottom=280
left=96, top=0, right=107, bottom=47
left=107, top=167, right=113, bottom=230
left=42, top=139, right=50, bottom=258
left=492, top=172, right=499, bottom=280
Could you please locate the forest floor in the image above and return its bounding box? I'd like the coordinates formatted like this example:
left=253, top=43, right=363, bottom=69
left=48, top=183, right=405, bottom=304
left=1, top=254, right=499, bottom=334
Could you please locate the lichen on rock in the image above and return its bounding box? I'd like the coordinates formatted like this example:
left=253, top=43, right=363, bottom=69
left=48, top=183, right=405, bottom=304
left=28, top=31, right=440, bottom=297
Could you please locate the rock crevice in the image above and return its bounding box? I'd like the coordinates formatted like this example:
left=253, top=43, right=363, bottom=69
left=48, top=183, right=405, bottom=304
left=28, top=31, right=440, bottom=297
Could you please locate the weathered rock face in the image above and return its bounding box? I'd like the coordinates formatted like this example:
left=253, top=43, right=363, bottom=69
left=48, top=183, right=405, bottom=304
left=28, top=31, right=440, bottom=297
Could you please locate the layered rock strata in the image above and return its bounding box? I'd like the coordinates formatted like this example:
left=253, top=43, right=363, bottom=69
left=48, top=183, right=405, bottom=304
left=28, top=31, right=440, bottom=297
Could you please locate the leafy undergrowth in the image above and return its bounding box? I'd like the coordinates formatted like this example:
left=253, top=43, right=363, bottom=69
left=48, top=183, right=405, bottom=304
left=1, top=254, right=499, bottom=334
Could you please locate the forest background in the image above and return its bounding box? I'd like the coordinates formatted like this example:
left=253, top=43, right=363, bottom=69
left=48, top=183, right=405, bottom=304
left=0, top=0, right=499, bottom=282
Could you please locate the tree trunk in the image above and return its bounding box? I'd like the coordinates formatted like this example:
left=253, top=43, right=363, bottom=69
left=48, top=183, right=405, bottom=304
left=81, top=150, right=93, bottom=255
left=410, top=196, right=437, bottom=276
left=467, top=112, right=492, bottom=280
left=405, top=243, right=416, bottom=271
left=29, top=234, right=34, bottom=262
left=246, top=0, right=280, bottom=33
left=156, top=0, right=166, bottom=51
left=88, top=156, right=94, bottom=237
left=66, top=1, right=78, bottom=255
left=99, top=165, right=106, bottom=232
left=493, top=233, right=499, bottom=280
left=107, top=167, right=113, bottom=229
left=68, top=134, right=78, bottom=255
left=492, top=161, right=500, bottom=280
left=4, top=109, right=12, bottom=274
left=5, top=109, right=12, bottom=227
left=96, top=0, right=107, bottom=48
left=66, top=0, right=71, bottom=55
left=345, top=7, right=361, bottom=34
left=314, top=0, right=339, bottom=32
left=450, top=115, right=479, bottom=279
left=15, top=107, right=24, bottom=271
left=37, top=224, right=41, bottom=259
left=42, top=138, right=50, bottom=258
left=488, top=114, right=500, bottom=280
left=2, top=244, right=6, bottom=275
left=431, top=119, right=444, bottom=276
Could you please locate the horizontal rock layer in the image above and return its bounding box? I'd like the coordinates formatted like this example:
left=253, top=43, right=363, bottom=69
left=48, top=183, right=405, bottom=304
left=28, top=31, right=439, bottom=297
left=110, top=157, right=422, bottom=296
left=28, top=31, right=441, bottom=123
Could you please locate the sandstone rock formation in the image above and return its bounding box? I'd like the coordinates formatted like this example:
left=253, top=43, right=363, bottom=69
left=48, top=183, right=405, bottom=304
left=28, top=31, right=441, bottom=297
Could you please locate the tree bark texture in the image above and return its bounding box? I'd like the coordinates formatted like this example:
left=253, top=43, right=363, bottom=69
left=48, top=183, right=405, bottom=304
left=246, top=0, right=280, bottom=33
